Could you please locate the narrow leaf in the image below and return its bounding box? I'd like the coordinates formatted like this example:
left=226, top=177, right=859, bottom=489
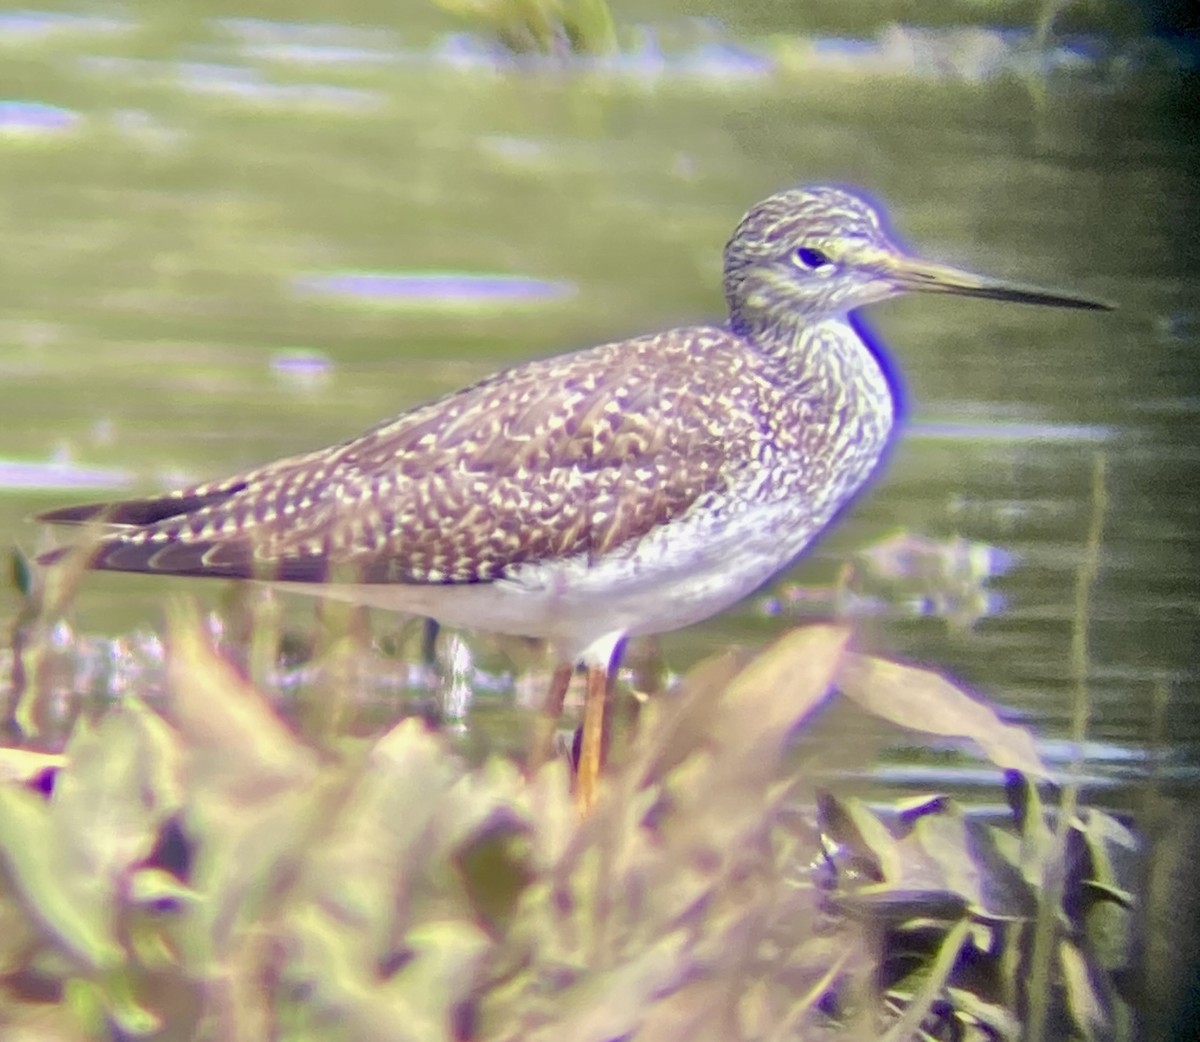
left=879, top=918, right=971, bottom=1042
left=0, top=785, right=122, bottom=969
left=0, top=747, right=63, bottom=786
left=838, top=653, right=1049, bottom=778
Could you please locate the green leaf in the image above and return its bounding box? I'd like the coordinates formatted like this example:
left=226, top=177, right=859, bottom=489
left=163, top=601, right=317, bottom=795
left=9, top=546, right=32, bottom=598
left=624, top=647, right=752, bottom=791
left=280, top=903, right=426, bottom=1042
left=618, top=626, right=847, bottom=858
left=562, top=0, right=616, bottom=54
left=160, top=603, right=327, bottom=970
left=838, top=653, right=1049, bottom=779
left=454, top=811, right=534, bottom=935
left=1004, top=770, right=1055, bottom=887
left=0, top=746, right=63, bottom=786
left=98, top=967, right=162, bottom=1037
left=913, top=802, right=1036, bottom=920
left=52, top=703, right=182, bottom=891
left=293, top=719, right=463, bottom=943
left=946, top=986, right=1022, bottom=1040
left=879, top=918, right=971, bottom=1042
left=127, top=868, right=200, bottom=909
left=390, top=919, right=492, bottom=1027
left=1083, top=897, right=1133, bottom=978
left=534, top=930, right=689, bottom=1042
left=817, top=791, right=899, bottom=883
left=1060, top=938, right=1110, bottom=1040
left=832, top=886, right=969, bottom=925
left=1077, top=807, right=1139, bottom=890
left=721, top=626, right=848, bottom=756
left=0, top=785, right=122, bottom=969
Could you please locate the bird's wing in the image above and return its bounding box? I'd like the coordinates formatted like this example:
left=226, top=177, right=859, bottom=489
left=39, top=329, right=767, bottom=584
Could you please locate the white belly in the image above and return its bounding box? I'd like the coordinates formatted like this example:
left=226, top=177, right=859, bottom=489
left=282, top=490, right=840, bottom=664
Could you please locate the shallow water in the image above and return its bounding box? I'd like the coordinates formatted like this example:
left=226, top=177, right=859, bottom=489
left=1, top=4, right=1197, bottom=801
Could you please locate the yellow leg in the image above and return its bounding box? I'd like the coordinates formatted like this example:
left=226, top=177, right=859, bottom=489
left=527, top=662, right=574, bottom=773
left=574, top=664, right=612, bottom=814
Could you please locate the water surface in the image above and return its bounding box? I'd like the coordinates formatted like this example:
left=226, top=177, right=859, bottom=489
left=1, top=3, right=1197, bottom=802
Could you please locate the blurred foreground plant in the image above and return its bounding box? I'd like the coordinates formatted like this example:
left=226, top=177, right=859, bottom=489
left=431, top=0, right=616, bottom=56
left=0, top=604, right=1139, bottom=1040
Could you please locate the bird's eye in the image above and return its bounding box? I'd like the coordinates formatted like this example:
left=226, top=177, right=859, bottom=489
left=793, top=246, right=832, bottom=270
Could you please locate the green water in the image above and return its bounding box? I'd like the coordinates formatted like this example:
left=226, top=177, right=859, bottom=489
left=1, top=5, right=1197, bottom=798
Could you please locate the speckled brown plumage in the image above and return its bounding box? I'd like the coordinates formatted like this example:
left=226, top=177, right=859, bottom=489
left=45, top=329, right=770, bottom=583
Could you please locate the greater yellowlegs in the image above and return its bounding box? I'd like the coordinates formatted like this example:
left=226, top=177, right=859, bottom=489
left=38, top=185, right=1111, bottom=810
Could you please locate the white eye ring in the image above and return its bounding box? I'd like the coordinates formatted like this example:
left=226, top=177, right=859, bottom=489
left=793, top=246, right=832, bottom=270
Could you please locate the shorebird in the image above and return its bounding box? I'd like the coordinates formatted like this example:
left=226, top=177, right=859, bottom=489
left=37, top=186, right=1111, bottom=810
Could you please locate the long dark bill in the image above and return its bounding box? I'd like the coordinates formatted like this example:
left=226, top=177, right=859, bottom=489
left=885, top=255, right=1115, bottom=311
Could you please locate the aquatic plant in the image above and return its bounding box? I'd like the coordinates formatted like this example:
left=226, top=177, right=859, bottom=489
left=430, top=0, right=616, bottom=57
left=0, top=595, right=1142, bottom=1039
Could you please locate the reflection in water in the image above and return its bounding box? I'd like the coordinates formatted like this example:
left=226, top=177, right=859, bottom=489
left=910, top=419, right=1114, bottom=443
left=843, top=738, right=1153, bottom=794
left=269, top=349, right=334, bottom=390
left=293, top=271, right=576, bottom=309
left=0, top=100, right=81, bottom=137
left=438, top=633, right=477, bottom=733
left=0, top=8, right=132, bottom=42
left=75, top=56, right=387, bottom=111
left=761, top=531, right=1015, bottom=628
left=0, top=457, right=132, bottom=493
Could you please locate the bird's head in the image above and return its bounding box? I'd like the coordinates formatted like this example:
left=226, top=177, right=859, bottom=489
left=723, top=185, right=1112, bottom=342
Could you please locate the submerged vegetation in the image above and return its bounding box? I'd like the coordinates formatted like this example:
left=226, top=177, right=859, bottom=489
left=430, top=0, right=616, bottom=56
left=0, top=584, right=1146, bottom=1040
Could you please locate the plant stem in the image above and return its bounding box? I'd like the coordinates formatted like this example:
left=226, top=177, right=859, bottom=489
left=1026, top=451, right=1107, bottom=1042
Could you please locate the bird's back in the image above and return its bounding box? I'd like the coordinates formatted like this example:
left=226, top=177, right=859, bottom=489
left=41, top=324, right=846, bottom=586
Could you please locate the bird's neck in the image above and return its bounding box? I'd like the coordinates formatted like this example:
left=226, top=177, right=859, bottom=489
left=728, top=294, right=806, bottom=351
left=747, top=312, right=897, bottom=488
left=738, top=310, right=888, bottom=387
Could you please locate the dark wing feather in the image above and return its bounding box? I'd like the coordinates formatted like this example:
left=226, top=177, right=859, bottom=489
left=38, top=488, right=248, bottom=527
left=38, top=328, right=766, bottom=585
